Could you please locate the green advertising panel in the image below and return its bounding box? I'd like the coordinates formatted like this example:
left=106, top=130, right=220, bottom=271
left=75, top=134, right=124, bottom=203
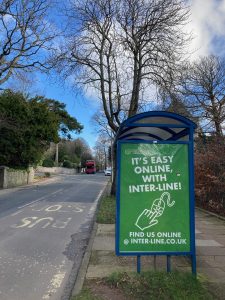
left=118, top=142, right=190, bottom=253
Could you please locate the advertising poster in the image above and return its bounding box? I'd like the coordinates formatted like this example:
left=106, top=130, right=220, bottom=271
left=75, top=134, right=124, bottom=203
left=117, top=142, right=190, bottom=254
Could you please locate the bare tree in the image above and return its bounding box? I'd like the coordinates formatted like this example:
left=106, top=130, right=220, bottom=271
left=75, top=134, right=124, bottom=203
left=0, top=0, right=58, bottom=86
left=177, top=55, right=225, bottom=137
left=56, top=0, right=190, bottom=134
left=94, top=134, right=111, bottom=170
left=156, top=83, right=199, bottom=124
left=92, top=110, right=117, bottom=138
left=55, top=0, right=190, bottom=194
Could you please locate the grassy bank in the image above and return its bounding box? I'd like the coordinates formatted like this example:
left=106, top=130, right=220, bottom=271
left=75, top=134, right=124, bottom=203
left=71, top=286, right=101, bottom=300
left=72, top=271, right=213, bottom=300
left=96, top=195, right=116, bottom=224
left=104, top=271, right=213, bottom=299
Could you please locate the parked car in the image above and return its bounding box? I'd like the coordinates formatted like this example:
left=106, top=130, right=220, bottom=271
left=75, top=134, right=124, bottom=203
left=104, top=167, right=112, bottom=176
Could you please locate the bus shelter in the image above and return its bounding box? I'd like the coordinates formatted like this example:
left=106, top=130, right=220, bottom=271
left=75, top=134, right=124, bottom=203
left=115, top=111, right=197, bottom=274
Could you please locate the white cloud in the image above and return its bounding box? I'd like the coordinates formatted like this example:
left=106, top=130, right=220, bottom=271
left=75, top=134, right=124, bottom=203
left=188, top=0, right=225, bottom=59
left=63, top=0, right=225, bottom=114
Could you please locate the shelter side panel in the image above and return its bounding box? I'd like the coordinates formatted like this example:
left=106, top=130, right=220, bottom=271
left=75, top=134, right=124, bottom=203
left=119, top=143, right=190, bottom=253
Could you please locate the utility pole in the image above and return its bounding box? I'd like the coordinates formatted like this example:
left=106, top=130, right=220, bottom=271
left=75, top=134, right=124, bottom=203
left=55, top=143, right=59, bottom=166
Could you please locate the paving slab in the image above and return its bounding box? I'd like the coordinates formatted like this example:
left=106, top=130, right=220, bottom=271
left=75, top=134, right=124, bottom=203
left=196, top=239, right=223, bottom=247
left=197, top=267, right=225, bottom=283
left=197, top=256, right=225, bottom=268
left=197, top=232, right=220, bottom=238
left=172, top=256, right=191, bottom=267
left=212, top=237, right=225, bottom=245
left=196, top=229, right=225, bottom=236
left=197, top=224, right=225, bottom=230
left=86, top=265, right=136, bottom=279
left=196, top=246, right=225, bottom=256
left=96, top=224, right=115, bottom=236
left=92, top=236, right=115, bottom=251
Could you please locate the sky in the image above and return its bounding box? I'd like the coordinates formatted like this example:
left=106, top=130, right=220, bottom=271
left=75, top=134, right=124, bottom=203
left=188, top=0, right=225, bottom=59
left=4, top=0, right=225, bottom=150
left=51, top=0, right=225, bottom=149
left=36, top=75, right=100, bottom=149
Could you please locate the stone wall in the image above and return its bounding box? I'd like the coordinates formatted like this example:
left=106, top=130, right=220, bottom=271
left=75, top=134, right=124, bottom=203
left=36, top=166, right=77, bottom=175
left=0, top=166, right=34, bottom=189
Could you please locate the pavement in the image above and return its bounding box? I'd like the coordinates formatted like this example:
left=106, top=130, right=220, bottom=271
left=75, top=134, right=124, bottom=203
left=73, top=208, right=225, bottom=296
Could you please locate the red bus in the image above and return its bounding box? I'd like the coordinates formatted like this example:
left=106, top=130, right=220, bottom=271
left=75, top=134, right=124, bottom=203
left=85, top=160, right=96, bottom=174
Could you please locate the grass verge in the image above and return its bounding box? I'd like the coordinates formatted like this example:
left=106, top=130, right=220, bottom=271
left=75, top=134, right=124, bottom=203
left=71, top=286, right=101, bottom=300
left=104, top=271, right=213, bottom=300
left=72, top=271, right=214, bottom=300
left=96, top=195, right=115, bottom=224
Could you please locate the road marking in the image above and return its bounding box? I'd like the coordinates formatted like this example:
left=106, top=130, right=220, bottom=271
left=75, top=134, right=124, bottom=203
left=11, top=217, right=38, bottom=228
left=28, top=217, right=54, bottom=228
left=50, top=189, right=64, bottom=196
left=18, top=189, right=64, bottom=209
left=11, top=216, right=72, bottom=229
left=45, top=205, right=62, bottom=212
left=10, top=210, right=23, bottom=216
left=90, top=188, right=105, bottom=215
left=18, top=197, right=47, bottom=209
left=52, top=218, right=72, bottom=229
left=42, top=261, right=66, bottom=300
left=32, top=203, right=85, bottom=213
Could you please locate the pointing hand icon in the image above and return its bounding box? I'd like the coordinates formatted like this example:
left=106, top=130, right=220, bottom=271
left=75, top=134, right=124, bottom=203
left=135, top=209, right=159, bottom=231
left=135, top=192, right=175, bottom=231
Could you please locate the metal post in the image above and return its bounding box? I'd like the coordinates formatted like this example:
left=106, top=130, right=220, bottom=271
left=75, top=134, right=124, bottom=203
left=191, top=254, right=197, bottom=275
left=189, top=127, right=197, bottom=277
left=154, top=255, right=157, bottom=271
left=167, top=255, right=171, bottom=273
left=137, top=255, right=141, bottom=273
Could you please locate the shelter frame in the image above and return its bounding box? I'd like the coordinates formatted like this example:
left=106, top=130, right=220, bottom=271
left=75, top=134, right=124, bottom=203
left=115, top=111, right=197, bottom=274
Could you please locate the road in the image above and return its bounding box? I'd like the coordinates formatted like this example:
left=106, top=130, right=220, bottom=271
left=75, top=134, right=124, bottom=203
left=0, top=173, right=108, bottom=300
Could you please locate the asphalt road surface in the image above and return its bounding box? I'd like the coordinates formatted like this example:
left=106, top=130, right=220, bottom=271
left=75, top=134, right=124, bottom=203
left=0, top=173, right=108, bottom=300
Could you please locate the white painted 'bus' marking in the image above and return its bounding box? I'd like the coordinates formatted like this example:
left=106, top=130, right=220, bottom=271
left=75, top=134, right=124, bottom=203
left=28, top=217, right=54, bottom=228
left=52, top=218, right=71, bottom=229
left=12, top=217, right=38, bottom=228
left=45, top=205, right=62, bottom=212
left=11, top=217, right=72, bottom=229
left=32, top=204, right=85, bottom=213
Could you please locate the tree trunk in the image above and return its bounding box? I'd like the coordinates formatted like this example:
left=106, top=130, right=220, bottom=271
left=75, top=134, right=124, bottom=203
left=214, top=118, right=223, bottom=137
left=110, top=144, right=117, bottom=195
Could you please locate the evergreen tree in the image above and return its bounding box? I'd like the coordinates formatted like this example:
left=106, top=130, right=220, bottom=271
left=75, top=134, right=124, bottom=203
left=0, top=90, right=82, bottom=167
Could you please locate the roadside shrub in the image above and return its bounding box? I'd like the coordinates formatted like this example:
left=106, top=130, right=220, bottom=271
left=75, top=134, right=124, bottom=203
left=44, top=172, right=51, bottom=177
left=195, top=137, right=225, bottom=216
left=72, top=163, right=77, bottom=168
left=63, top=160, right=73, bottom=168
left=42, top=158, right=54, bottom=167
left=62, top=155, right=69, bottom=161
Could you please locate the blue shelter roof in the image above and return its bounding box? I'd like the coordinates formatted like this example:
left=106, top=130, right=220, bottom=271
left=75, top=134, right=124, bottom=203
left=115, top=111, right=197, bottom=142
